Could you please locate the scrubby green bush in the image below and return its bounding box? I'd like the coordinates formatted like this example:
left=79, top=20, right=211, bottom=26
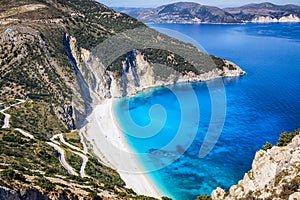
left=276, top=130, right=299, bottom=147
left=196, top=195, right=212, bottom=200
left=262, top=141, right=273, bottom=151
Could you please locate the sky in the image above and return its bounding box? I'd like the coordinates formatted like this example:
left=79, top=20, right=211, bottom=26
left=97, top=0, right=300, bottom=8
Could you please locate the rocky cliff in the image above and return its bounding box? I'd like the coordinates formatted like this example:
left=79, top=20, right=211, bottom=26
left=64, top=27, right=245, bottom=128
left=0, top=187, right=84, bottom=200
left=68, top=36, right=245, bottom=99
left=211, top=131, right=300, bottom=200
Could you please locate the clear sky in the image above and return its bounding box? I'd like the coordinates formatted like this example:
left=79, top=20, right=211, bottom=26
left=97, top=0, right=300, bottom=8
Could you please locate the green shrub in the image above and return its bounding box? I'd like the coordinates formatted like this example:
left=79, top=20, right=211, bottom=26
left=262, top=141, right=273, bottom=151
left=35, top=177, right=55, bottom=191
left=276, top=130, right=299, bottom=147
left=1, top=169, right=27, bottom=182
left=196, top=195, right=212, bottom=200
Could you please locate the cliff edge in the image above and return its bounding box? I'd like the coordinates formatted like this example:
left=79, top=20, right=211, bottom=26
left=212, top=131, right=300, bottom=200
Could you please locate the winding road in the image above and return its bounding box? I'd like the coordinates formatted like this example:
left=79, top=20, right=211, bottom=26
left=50, top=133, right=89, bottom=178
left=0, top=99, right=89, bottom=177
left=72, top=150, right=88, bottom=177
left=15, top=128, right=34, bottom=139
left=0, top=99, right=26, bottom=129
left=46, top=142, right=78, bottom=176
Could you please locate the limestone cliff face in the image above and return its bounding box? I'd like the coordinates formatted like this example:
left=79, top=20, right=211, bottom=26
left=64, top=33, right=245, bottom=128
left=212, top=134, right=300, bottom=200
left=65, top=34, right=245, bottom=100
left=251, top=14, right=300, bottom=23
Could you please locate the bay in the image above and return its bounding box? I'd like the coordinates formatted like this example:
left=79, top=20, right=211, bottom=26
left=114, top=23, right=300, bottom=199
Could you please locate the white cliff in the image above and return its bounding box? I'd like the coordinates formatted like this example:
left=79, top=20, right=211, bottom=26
left=74, top=48, right=245, bottom=99
left=212, top=133, right=300, bottom=200
left=251, top=14, right=300, bottom=23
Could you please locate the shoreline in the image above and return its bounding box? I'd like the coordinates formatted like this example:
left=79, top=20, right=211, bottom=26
left=84, top=98, right=162, bottom=199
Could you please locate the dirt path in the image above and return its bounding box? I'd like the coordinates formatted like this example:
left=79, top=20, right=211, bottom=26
left=15, top=128, right=34, bottom=139
left=0, top=99, right=88, bottom=177
left=51, top=133, right=89, bottom=178
left=46, top=142, right=78, bottom=176
left=0, top=99, right=26, bottom=129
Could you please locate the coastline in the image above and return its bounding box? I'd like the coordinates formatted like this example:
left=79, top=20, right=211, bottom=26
left=84, top=98, right=162, bottom=199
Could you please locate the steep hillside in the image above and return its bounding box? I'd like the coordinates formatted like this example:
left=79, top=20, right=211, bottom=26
left=224, top=2, right=300, bottom=22
left=122, top=2, right=241, bottom=24
left=0, top=0, right=143, bottom=104
left=0, top=0, right=151, bottom=199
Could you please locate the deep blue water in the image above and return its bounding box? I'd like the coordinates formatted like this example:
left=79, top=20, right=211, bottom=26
left=114, top=23, right=300, bottom=200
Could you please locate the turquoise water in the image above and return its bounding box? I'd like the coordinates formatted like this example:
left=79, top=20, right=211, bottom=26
left=114, top=23, right=300, bottom=199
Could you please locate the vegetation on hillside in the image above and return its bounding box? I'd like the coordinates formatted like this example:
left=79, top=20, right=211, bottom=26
left=0, top=0, right=157, bottom=198
left=63, top=131, right=83, bottom=149
left=0, top=128, right=132, bottom=198
left=108, top=48, right=227, bottom=79
left=0, top=112, right=4, bottom=127
left=8, top=101, right=68, bottom=140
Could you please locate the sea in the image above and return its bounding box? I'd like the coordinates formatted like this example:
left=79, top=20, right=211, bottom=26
left=114, top=23, right=300, bottom=199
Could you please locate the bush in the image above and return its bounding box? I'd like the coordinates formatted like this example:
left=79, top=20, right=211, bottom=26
left=196, top=195, right=212, bottom=200
left=276, top=130, right=299, bottom=147
left=262, top=130, right=299, bottom=151
left=1, top=169, right=27, bottom=182
left=262, top=141, right=273, bottom=151
left=35, top=177, right=55, bottom=191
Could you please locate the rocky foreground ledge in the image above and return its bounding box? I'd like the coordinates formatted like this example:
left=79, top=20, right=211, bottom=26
left=212, top=132, right=300, bottom=200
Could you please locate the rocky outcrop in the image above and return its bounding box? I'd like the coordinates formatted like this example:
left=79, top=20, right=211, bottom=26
left=0, top=187, right=91, bottom=200
left=211, top=134, right=300, bottom=200
left=0, top=187, right=20, bottom=200
left=74, top=49, right=245, bottom=98
left=56, top=105, right=76, bottom=130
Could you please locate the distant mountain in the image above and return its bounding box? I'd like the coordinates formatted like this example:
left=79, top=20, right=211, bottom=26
left=120, top=2, right=300, bottom=24
left=224, top=2, right=300, bottom=22
left=124, top=2, right=241, bottom=24
left=112, top=7, right=151, bottom=18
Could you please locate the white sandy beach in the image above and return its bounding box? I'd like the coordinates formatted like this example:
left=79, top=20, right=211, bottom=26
left=84, top=99, right=162, bottom=199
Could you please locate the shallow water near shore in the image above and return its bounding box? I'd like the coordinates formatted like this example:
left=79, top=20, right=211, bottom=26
left=114, top=23, right=300, bottom=199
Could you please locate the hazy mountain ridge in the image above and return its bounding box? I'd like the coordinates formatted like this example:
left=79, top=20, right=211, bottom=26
left=121, top=2, right=241, bottom=24
left=225, top=2, right=300, bottom=22
left=119, top=2, right=300, bottom=24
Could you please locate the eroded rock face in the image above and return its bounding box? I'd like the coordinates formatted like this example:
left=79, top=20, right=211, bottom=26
left=68, top=43, right=245, bottom=100
left=63, top=34, right=245, bottom=129
left=56, top=105, right=76, bottom=130
left=0, top=187, right=20, bottom=200
left=0, top=187, right=92, bottom=200
left=212, top=134, right=300, bottom=200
